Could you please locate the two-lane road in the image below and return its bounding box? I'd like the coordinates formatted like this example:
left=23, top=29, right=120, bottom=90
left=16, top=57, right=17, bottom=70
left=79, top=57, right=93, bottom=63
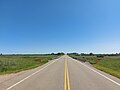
left=1, top=55, right=120, bottom=90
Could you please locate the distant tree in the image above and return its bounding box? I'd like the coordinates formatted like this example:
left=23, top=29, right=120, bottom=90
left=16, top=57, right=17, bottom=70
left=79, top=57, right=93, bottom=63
left=57, top=52, right=65, bottom=55
left=0, top=53, right=2, bottom=55
left=74, top=53, right=79, bottom=56
left=68, top=53, right=79, bottom=56
left=115, top=53, right=120, bottom=56
left=81, top=53, right=85, bottom=56
left=51, top=53, right=55, bottom=55
left=71, top=53, right=79, bottom=56
left=97, top=55, right=104, bottom=58
left=89, top=53, right=94, bottom=56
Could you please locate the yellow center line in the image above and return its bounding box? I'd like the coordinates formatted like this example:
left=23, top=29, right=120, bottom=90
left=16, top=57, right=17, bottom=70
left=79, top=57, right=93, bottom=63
left=64, top=59, right=71, bottom=90
left=64, top=59, right=67, bottom=90
left=66, top=61, right=71, bottom=90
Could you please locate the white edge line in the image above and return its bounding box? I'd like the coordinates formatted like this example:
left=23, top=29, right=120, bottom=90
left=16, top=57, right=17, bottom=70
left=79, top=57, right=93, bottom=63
left=6, top=60, right=57, bottom=90
left=73, top=59, right=120, bottom=87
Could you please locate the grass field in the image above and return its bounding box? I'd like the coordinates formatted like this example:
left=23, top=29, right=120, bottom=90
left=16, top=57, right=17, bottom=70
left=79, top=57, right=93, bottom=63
left=68, top=54, right=120, bottom=78
left=0, top=54, right=60, bottom=74
left=94, top=56, right=120, bottom=78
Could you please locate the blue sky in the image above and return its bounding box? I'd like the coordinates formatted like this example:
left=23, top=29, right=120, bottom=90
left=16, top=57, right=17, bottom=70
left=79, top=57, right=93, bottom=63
left=0, top=0, right=120, bottom=54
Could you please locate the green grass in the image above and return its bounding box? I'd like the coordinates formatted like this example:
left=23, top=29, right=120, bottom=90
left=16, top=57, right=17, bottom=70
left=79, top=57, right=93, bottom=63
left=69, top=55, right=120, bottom=78
left=94, top=57, right=120, bottom=78
left=0, top=54, right=60, bottom=74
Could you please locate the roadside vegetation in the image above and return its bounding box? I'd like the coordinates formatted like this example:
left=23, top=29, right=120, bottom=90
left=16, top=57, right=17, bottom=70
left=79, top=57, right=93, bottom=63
left=68, top=53, right=120, bottom=78
left=0, top=53, right=64, bottom=74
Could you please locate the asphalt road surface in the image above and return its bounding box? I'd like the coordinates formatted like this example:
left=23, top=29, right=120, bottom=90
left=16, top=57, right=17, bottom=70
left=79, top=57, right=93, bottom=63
left=0, top=55, right=120, bottom=90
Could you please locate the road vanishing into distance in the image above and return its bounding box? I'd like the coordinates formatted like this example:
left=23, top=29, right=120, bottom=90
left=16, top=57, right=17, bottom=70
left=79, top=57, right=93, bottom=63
left=0, top=55, right=120, bottom=90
